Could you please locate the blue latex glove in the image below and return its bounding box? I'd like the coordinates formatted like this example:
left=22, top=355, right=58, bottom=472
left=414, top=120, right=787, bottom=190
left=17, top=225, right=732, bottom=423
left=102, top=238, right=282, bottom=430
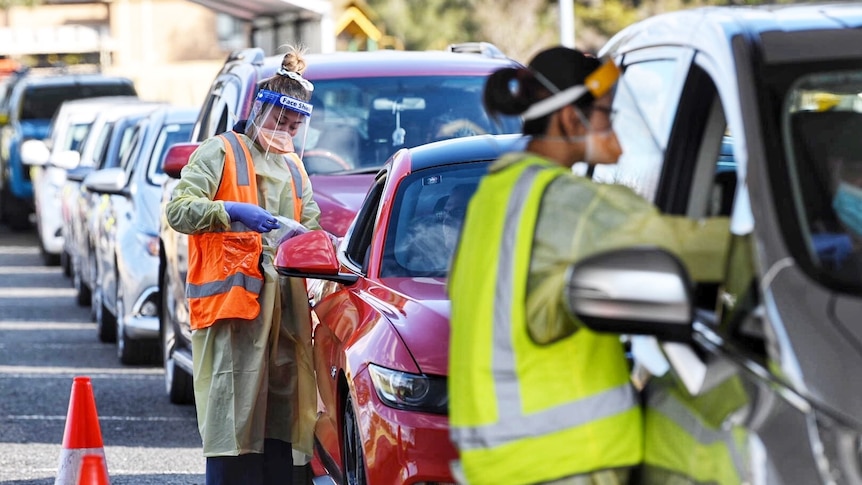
left=224, top=201, right=280, bottom=233
left=812, top=232, right=853, bottom=268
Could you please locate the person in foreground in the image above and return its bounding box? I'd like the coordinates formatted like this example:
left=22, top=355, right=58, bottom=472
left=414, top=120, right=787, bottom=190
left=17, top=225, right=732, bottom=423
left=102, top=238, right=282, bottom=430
left=447, top=46, right=729, bottom=485
left=165, top=45, right=321, bottom=485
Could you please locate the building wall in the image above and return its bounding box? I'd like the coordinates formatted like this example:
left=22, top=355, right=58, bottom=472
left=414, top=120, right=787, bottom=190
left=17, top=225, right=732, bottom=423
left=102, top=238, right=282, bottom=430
left=3, top=0, right=229, bottom=107
left=104, top=0, right=227, bottom=106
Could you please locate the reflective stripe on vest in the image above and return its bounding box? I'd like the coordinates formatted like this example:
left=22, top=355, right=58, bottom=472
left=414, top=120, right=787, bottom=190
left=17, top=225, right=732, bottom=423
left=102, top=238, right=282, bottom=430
left=644, top=380, right=747, bottom=484
left=449, top=155, right=642, bottom=483
left=284, top=152, right=305, bottom=222
left=225, top=131, right=305, bottom=221
left=186, top=131, right=263, bottom=330
left=451, top=163, right=638, bottom=451
left=222, top=131, right=251, bottom=186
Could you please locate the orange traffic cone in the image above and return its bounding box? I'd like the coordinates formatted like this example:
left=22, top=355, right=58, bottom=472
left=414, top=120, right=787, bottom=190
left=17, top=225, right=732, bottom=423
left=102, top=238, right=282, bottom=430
left=54, top=376, right=108, bottom=485
left=77, top=455, right=110, bottom=485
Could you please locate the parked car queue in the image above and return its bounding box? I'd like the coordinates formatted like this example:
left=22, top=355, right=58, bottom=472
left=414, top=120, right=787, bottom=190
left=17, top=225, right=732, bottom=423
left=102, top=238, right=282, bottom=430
left=18, top=3, right=862, bottom=483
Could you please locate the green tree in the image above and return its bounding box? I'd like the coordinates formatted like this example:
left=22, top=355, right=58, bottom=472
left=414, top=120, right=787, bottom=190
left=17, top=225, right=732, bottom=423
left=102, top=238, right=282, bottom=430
left=369, top=0, right=483, bottom=51
left=365, top=0, right=795, bottom=61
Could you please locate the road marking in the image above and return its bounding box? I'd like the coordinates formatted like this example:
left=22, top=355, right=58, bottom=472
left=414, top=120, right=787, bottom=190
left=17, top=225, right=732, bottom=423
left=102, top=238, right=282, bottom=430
left=0, top=247, right=38, bottom=255
left=4, top=414, right=196, bottom=422
left=0, top=342, right=106, bottom=350
left=0, top=266, right=62, bottom=274
left=0, top=321, right=94, bottom=329
left=0, top=288, right=77, bottom=298
left=0, top=365, right=163, bottom=377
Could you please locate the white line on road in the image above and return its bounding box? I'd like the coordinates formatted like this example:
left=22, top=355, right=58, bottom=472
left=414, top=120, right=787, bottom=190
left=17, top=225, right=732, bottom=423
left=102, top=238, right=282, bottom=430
left=0, top=342, right=105, bottom=350
left=0, top=246, right=38, bottom=255
left=4, top=414, right=196, bottom=422
left=0, top=321, right=95, bottom=329
left=0, top=365, right=163, bottom=377
left=0, top=288, right=77, bottom=297
left=0, top=265, right=62, bottom=274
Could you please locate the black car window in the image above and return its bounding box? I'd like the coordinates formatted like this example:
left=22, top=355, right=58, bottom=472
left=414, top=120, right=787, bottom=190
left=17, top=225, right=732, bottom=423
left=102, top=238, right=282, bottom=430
left=381, top=162, right=488, bottom=278
left=344, top=176, right=385, bottom=273
left=198, top=76, right=241, bottom=140
left=783, top=70, right=862, bottom=288
left=21, top=83, right=135, bottom=120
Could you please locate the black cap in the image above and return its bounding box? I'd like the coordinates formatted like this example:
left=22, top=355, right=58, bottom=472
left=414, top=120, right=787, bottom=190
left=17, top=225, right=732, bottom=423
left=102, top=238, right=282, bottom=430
left=528, top=47, right=601, bottom=92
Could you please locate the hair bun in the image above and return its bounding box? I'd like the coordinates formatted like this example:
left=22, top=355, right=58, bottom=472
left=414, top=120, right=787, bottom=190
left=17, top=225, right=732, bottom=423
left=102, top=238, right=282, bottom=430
left=280, top=44, right=308, bottom=75
left=484, top=67, right=533, bottom=117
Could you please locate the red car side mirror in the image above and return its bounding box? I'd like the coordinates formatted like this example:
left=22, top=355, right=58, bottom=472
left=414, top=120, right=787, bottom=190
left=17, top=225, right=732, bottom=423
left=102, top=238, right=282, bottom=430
left=162, top=142, right=200, bottom=179
left=275, top=230, right=358, bottom=284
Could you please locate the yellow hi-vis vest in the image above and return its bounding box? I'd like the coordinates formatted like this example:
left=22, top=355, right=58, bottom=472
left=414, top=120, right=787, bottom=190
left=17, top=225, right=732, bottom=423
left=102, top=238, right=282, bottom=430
left=642, top=374, right=749, bottom=485
left=448, top=154, right=642, bottom=485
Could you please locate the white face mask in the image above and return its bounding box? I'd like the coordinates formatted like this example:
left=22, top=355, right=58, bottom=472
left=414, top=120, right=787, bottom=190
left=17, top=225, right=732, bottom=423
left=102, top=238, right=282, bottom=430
left=584, top=130, right=622, bottom=165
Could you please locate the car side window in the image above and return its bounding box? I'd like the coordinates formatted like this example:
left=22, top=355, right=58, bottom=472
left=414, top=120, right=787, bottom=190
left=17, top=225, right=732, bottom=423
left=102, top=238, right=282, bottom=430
left=344, top=175, right=385, bottom=273
left=92, top=123, right=113, bottom=169
left=784, top=71, right=862, bottom=288
left=593, top=57, right=682, bottom=201
left=198, top=76, right=241, bottom=140
left=120, top=127, right=144, bottom=179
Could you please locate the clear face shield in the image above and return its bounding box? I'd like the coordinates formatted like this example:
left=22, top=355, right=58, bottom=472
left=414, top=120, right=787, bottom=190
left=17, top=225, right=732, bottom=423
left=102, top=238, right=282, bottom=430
left=247, top=89, right=313, bottom=159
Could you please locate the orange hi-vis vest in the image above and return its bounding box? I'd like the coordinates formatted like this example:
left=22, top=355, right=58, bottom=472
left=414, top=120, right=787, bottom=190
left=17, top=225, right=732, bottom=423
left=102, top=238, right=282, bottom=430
left=185, top=131, right=305, bottom=330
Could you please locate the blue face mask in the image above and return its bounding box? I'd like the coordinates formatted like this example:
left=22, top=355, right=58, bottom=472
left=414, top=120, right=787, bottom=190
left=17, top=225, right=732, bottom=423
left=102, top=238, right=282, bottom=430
left=833, top=182, right=862, bottom=238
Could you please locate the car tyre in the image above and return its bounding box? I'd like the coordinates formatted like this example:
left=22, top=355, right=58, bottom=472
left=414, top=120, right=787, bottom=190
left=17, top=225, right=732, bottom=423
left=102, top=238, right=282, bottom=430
left=1, top=188, right=29, bottom=231
left=95, top=284, right=117, bottom=343
left=342, top=394, right=368, bottom=485
left=72, top=260, right=91, bottom=307
left=39, top=243, right=60, bottom=266
left=60, top=249, right=72, bottom=277
left=162, top=271, right=194, bottom=404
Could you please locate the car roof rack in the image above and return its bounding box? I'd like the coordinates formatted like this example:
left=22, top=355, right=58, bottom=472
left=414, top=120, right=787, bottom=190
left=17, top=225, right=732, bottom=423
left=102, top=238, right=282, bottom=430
left=446, top=42, right=507, bottom=59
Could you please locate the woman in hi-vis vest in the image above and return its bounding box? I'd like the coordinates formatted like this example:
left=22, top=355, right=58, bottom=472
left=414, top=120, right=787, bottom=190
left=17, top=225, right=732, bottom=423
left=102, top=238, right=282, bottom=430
left=447, top=47, right=729, bottom=484
left=165, top=45, right=322, bottom=485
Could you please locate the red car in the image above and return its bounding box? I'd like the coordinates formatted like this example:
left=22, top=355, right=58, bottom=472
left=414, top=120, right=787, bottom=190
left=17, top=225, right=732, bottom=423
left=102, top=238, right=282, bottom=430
left=277, top=134, right=528, bottom=485
left=159, top=45, right=521, bottom=405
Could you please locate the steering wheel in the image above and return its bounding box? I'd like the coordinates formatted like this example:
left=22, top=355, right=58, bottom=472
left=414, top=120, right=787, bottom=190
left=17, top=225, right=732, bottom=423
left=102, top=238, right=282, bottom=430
left=435, top=119, right=487, bottom=141
left=303, top=149, right=352, bottom=173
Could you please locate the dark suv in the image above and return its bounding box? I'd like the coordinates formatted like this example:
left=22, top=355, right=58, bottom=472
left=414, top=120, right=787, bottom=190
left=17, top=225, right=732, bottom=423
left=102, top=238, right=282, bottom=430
left=0, top=73, right=136, bottom=229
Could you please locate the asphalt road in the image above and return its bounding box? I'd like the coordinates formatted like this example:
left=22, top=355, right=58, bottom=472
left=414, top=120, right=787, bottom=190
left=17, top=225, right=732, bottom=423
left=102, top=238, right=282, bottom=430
left=0, top=223, right=205, bottom=484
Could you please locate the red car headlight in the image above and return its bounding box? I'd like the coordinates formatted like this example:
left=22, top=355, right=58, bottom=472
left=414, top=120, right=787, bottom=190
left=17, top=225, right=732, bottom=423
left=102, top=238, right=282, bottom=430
left=367, top=363, right=448, bottom=415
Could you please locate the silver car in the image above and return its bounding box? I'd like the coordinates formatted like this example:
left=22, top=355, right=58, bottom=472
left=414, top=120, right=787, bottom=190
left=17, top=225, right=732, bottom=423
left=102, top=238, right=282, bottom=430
left=64, top=102, right=162, bottom=315
left=561, top=3, right=862, bottom=484
left=84, top=106, right=196, bottom=364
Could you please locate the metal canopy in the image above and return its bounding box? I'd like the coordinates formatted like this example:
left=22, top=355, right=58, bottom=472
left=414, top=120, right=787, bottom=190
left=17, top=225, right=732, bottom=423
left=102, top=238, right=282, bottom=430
left=187, top=0, right=331, bottom=21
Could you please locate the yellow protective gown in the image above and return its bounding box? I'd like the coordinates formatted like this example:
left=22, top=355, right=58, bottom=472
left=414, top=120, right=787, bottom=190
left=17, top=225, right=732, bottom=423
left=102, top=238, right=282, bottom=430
left=165, top=133, right=321, bottom=458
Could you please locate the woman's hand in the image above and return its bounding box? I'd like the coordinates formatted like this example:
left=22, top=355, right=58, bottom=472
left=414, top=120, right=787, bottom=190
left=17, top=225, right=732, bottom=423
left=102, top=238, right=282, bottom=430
left=224, top=201, right=281, bottom=233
